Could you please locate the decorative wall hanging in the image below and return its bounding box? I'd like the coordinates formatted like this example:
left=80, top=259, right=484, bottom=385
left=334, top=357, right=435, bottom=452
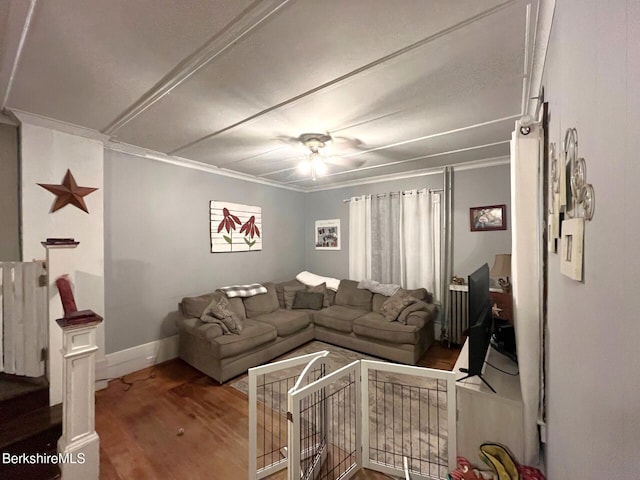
left=549, top=126, right=595, bottom=281
left=560, top=217, right=584, bottom=281
left=315, top=219, right=340, bottom=250
left=38, top=169, right=98, bottom=213
left=210, top=201, right=262, bottom=253
left=469, top=204, right=507, bottom=231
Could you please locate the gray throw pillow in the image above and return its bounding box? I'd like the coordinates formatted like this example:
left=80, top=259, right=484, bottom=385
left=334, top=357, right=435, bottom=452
left=380, top=291, right=417, bottom=322
left=306, top=282, right=331, bottom=308
left=201, top=295, right=243, bottom=334
left=200, top=312, right=243, bottom=334
left=202, top=295, right=234, bottom=320
left=292, top=292, right=324, bottom=310
left=283, top=285, right=306, bottom=309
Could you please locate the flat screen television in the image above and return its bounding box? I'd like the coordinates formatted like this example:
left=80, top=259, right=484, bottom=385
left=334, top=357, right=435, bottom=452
left=457, top=263, right=496, bottom=393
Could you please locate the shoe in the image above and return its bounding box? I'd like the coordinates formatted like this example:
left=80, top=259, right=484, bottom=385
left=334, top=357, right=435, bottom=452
left=479, top=443, right=520, bottom=480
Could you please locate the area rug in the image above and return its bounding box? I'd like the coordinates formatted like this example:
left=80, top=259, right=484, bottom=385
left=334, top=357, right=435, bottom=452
left=233, top=341, right=450, bottom=478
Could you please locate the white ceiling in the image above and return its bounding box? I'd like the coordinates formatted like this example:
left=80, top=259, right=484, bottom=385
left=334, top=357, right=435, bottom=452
left=0, top=0, right=546, bottom=191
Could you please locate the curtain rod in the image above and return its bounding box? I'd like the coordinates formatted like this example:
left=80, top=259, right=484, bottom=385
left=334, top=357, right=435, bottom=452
left=342, top=188, right=442, bottom=203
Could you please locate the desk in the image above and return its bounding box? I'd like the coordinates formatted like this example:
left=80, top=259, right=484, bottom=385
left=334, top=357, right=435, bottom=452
left=454, top=339, right=524, bottom=462
left=490, top=291, right=513, bottom=324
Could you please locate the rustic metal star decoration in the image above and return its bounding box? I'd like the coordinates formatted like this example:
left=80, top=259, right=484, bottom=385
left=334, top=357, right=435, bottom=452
left=38, top=169, right=98, bottom=214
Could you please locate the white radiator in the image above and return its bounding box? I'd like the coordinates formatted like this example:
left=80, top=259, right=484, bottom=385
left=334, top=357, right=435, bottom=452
left=448, top=285, right=468, bottom=345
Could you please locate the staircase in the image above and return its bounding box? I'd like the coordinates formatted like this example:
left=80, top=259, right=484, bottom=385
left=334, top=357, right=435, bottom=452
left=0, top=374, right=62, bottom=480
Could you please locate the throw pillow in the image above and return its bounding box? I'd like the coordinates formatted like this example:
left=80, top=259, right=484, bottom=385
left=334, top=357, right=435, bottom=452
left=202, top=295, right=234, bottom=320
left=380, top=291, right=417, bottom=322
left=200, top=312, right=243, bottom=334
left=306, top=282, right=331, bottom=308
left=283, top=285, right=306, bottom=309
left=397, top=300, right=428, bottom=325
left=292, top=292, right=324, bottom=310
left=200, top=294, right=243, bottom=334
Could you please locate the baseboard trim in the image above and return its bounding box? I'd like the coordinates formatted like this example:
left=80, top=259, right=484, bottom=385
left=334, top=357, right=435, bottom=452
left=103, top=335, right=180, bottom=380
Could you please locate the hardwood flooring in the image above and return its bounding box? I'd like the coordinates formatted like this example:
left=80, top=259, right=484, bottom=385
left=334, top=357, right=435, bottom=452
left=96, top=341, right=460, bottom=480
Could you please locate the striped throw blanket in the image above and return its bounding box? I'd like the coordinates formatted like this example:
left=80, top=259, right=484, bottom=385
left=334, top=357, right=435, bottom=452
left=218, top=283, right=267, bottom=298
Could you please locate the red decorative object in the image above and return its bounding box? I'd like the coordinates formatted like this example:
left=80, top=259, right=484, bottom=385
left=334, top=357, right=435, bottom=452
left=55, top=275, right=78, bottom=315
left=38, top=169, right=98, bottom=213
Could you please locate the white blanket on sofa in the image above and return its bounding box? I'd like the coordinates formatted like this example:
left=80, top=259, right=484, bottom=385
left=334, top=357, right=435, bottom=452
left=296, top=271, right=340, bottom=291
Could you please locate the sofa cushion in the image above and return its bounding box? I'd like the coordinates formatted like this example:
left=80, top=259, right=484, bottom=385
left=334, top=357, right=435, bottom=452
left=227, top=297, right=247, bottom=321
left=314, top=305, right=368, bottom=333
left=352, top=312, right=420, bottom=345
left=401, top=287, right=430, bottom=303
left=292, top=292, right=324, bottom=310
left=371, top=294, right=388, bottom=313
left=243, top=282, right=280, bottom=318
left=397, top=300, right=430, bottom=325
left=181, top=292, right=216, bottom=318
left=334, top=280, right=373, bottom=309
left=380, top=290, right=417, bottom=322
left=275, top=279, right=305, bottom=308
left=283, top=284, right=306, bottom=309
left=180, top=316, right=224, bottom=341
left=252, top=309, right=313, bottom=337
left=306, top=282, right=331, bottom=308
left=212, top=319, right=277, bottom=359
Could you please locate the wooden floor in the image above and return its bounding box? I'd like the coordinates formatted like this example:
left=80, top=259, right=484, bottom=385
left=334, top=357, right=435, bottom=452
left=96, top=341, right=460, bottom=480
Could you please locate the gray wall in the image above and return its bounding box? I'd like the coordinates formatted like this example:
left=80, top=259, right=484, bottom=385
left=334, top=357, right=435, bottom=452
left=304, top=164, right=511, bottom=280
left=542, top=1, right=640, bottom=477
left=0, top=123, right=20, bottom=261
left=104, top=150, right=306, bottom=354
left=452, top=164, right=512, bottom=278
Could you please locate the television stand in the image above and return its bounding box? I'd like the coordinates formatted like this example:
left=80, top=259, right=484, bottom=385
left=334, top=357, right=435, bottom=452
left=454, top=339, right=524, bottom=462
left=457, top=367, right=496, bottom=393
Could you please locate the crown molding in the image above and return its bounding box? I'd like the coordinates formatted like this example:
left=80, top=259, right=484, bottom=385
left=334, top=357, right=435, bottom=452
left=10, top=110, right=111, bottom=143
left=105, top=140, right=305, bottom=193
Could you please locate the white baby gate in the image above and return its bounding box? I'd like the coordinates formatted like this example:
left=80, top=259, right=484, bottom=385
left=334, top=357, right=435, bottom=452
left=0, top=261, right=48, bottom=376
left=249, top=352, right=456, bottom=480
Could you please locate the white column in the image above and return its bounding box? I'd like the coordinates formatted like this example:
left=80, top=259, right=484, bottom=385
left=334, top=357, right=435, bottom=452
left=57, top=314, right=102, bottom=480
left=45, top=243, right=78, bottom=406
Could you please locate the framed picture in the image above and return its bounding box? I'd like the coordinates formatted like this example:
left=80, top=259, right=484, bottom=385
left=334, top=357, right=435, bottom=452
left=560, top=217, right=584, bottom=281
left=315, top=219, right=340, bottom=250
left=210, top=201, right=262, bottom=253
left=469, top=204, right=507, bottom=232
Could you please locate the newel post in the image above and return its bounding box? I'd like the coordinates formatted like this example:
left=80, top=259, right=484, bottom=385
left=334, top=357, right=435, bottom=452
left=56, top=312, right=102, bottom=480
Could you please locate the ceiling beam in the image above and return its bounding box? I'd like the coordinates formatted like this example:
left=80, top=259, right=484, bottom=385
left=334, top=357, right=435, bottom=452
left=169, top=0, right=521, bottom=156
left=0, top=0, right=37, bottom=111
left=102, top=0, right=294, bottom=136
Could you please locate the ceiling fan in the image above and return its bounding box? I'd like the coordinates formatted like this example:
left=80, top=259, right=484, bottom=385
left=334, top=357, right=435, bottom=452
left=281, top=132, right=365, bottom=181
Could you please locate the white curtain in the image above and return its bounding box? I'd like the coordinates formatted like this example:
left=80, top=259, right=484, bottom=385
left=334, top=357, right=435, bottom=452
left=511, top=121, right=542, bottom=465
left=348, top=195, right=371, bottom=280
left=349, top=189, right=439, bottom=295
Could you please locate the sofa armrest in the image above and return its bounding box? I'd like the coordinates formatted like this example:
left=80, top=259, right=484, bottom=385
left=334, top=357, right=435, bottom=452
left=405, top=303, right=438, bottom=328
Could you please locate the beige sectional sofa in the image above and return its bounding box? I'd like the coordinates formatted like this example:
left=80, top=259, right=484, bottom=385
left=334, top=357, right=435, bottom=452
left=177, top=279, right=438, bottom=383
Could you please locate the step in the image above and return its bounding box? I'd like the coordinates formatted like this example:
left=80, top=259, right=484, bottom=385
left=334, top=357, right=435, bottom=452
left=0, top=404, right=62, bottom=480
left=0, top=374, right=49, bottom=423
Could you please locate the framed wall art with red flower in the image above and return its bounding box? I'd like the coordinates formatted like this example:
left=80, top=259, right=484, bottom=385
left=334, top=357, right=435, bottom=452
left=210, top=201, right=262, bottom=252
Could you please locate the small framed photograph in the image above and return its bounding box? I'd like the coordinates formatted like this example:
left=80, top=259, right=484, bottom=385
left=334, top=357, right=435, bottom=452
left=560, top=217, right=584, bottom=281
left=469, top=204, right=507, bottom=232
left=315, top=219, right=340, bottom=250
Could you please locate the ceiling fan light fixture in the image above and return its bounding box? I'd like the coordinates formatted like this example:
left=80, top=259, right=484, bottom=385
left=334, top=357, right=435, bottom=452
left=298, top=159, right=311, bottom=174
left=311, top=153, right=327, bottom=177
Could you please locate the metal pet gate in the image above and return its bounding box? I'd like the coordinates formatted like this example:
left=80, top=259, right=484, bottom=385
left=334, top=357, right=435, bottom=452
left=249, top=352, right=456, bottom=480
